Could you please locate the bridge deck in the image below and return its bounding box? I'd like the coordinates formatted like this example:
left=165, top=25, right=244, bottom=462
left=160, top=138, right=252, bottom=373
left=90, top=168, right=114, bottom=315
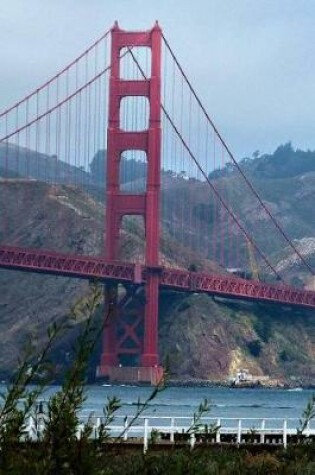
left=0, top=245, right=314, bottom=308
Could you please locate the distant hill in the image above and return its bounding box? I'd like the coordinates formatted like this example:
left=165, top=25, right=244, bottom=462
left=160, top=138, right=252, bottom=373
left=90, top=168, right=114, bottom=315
left=0, top=145, right=150, bottom=189
left=90, top=150, right=148, bottom=187
left=242, top=143, right=315, bottom=179
left=2, top=140, right=314, bottom=186
left=0, top=143, right=90, bottom=185
left=209, top=142, right=315, bottom=180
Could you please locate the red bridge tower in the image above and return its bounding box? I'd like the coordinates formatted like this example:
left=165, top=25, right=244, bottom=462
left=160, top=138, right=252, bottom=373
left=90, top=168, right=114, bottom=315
left=97, top=23, right=163, bottom=384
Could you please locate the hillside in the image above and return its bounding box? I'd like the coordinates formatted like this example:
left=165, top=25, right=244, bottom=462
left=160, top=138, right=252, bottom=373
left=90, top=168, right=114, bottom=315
left=160, top=293, right=315, bottom=386
left=0, top=143, right=314, bottom=384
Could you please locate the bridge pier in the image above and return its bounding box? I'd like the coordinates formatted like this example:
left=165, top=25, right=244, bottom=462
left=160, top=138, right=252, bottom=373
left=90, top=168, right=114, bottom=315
left=97, top=277, right=163, bottom=385
left=141, top=269, right=160, bottom=367
left=99, top=284, right=119, bottom=369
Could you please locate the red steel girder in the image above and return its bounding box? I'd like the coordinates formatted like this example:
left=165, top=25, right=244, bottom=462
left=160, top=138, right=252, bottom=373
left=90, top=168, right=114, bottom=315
left=0, top=245, right=315, bottom=309
left=159, top=268, right=315, bottom=308
left=0, top=245, right=136, bottom=282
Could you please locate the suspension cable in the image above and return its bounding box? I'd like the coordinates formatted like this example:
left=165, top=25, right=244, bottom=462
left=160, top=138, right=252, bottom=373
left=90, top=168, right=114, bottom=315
left=0, top=47, right=132, bottom=144
left=0, top=29, right=111, bottom=118
left=162, top=34, right=314, bottom=277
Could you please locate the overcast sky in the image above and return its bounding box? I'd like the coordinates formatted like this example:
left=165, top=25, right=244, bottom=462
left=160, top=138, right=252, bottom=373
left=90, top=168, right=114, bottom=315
left=1, top=0, right=315, bottom=159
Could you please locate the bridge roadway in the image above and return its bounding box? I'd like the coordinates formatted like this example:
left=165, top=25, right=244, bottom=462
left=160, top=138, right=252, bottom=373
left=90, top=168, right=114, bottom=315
left=0, top=245, right=314, bottom=309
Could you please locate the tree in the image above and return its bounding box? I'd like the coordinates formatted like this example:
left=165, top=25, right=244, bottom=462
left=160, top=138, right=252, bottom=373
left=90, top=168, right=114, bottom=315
left=89, top=150, right=107, bottom=184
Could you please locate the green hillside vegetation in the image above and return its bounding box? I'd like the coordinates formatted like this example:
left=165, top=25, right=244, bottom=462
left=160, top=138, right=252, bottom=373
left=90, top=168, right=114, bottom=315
left=243, top=143, right=315, bottom=178
left=210, top=142, right=315, bottom=180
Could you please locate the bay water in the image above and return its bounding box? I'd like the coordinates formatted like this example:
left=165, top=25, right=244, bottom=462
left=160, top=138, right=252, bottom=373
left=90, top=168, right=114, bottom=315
left=1, top=384, right=314, bottom=431
left=49, top=385, right=315, bottom=431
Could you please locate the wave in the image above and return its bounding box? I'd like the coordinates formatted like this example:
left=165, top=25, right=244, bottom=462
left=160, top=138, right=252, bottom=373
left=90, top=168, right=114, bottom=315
left=123, top=402, right=293, bottom=410
left=212, top=404, right=293, bottom=410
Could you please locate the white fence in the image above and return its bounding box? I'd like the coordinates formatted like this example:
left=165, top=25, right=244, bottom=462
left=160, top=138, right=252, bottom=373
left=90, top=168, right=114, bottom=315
left=24, top=415, right=315, bottom=452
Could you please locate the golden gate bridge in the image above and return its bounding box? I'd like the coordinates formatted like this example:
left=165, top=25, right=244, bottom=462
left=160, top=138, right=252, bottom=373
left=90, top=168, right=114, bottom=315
left=0, top=23, right=314, bottom=384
